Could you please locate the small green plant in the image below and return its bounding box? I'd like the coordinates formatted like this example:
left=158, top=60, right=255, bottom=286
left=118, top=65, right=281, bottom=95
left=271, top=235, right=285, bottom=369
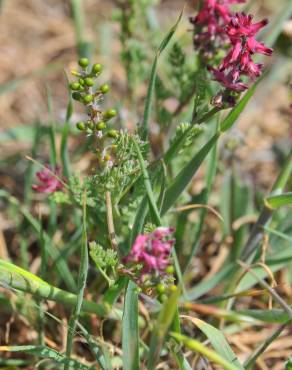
left=1, top=1, right=292, bottom=370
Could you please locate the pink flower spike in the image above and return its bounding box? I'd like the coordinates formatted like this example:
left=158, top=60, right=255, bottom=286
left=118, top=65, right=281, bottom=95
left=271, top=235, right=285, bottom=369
left=246, top=37, right=273, bottom=55
left=124, top=227, right=175, bottom=276
left=32, top=165, right=64, bottom=194
left=213, top=11, right=272, bottom=92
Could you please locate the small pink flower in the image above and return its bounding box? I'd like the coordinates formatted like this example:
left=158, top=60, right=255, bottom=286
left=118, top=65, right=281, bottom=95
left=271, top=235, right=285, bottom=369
left=212, top=12, right=272, bottom=91
left=32, top=165, right=63, bottom=194
left=124, top=227, right=175, bottom=276
left=209, top=66, right=248, bottom=91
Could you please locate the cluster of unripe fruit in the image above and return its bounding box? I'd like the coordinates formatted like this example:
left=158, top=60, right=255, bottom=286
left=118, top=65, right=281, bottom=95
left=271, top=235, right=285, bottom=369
left=69, top=58, right=118, bottom=139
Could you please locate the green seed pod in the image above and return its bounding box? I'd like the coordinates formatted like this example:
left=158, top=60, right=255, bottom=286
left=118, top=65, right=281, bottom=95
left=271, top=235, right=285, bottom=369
left=69, top=82, right=80, bottom=91
left=100, top=84, right=109, bottom=94
left=92, top=63, right=102, bottom=75
left=108, top=129, right=118, bottom=138
left=168, top=285, right=177, bottom=293
left=79, top=78, right=85, bottom=86
left=78, top=58, right=89, bottom=68
left=87, top=120, right=95, bottom=130
left=72, top=92, right=82, bottom=101
left=84, top=77, right=94, bottom=87
left=96, top=121, right=106, bottom=130
left=156, top=284, right=165, bottom=294
left=104, top=109, right=117, bottom=120
left=83, top=94, right=93, bottom=104
left=76, top=121, right=86, bottom=131
left=165, top=265, right=174, bottom=274
left=160, top=294, right=168, bottom=303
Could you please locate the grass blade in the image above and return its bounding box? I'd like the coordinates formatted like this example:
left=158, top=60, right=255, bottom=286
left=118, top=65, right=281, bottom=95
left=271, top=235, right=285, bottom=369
left=170, top=333, right=239, bottom=370
left=181, top=316, right=243, bottom=369
left=61, top=85, right=73, bottom=178
left=220, top=83, right=257, bottom=133
left=0, top=258, right=107, bottom=316
left=65, top=193, right=89, bottom=368
left=141, top=9, right=183, bottom=140
left=244, top=322, right=291, bottom=370
left=265, top=193, right=292, bottom=209
left=132, top=136, right=161, bottom=225
left=0, top=190, right=77, bottom=291
left=0, top=345, right=90, bottom=370
left=147, top=289, right=180, bottom=370
left=70, top=0, right=91, bottom=57
left=161, top=132, right=220, bottom=215
left=122, top=280, right=139, bottom=370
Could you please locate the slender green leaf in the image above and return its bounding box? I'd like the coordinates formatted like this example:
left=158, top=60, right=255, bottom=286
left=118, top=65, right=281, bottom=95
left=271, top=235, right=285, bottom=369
left=122, top=280, right=139, bottom=370
left=244, top=322, right=291, bottom=370
left=183, top=121, right=219, bottom=270
left=161, top=132, right=220, bottom=215
left=77, top=322, right=110, bottom=370
left=0, top=345, right=90, bottom=370
left=182, top=317, right=243, bottom=369
left=265, top=192, right=292, bottom=209
left=0, top=258, right=108, bottom=316
left=170, top=333, right=239, bottom=370
left=141, top=9, right=183, bottom=140
left=71, top=0, right=91, bottom=57
left=148, top=289, right=180, bottom=370
left=0, top=190, right=76, bottom=291
left=65, top=193, right=89, bottom=368
left=220, top=83, right=257, bottom=133
left=272, top=149, right=292, bottom=192
left=132, top=136, right=161, bottom=225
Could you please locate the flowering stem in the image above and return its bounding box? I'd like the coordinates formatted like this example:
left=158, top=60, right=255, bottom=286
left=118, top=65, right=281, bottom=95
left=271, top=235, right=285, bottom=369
left=105, top=191, right=119, bottom=252
left=192, top=106, right=221, bottom=125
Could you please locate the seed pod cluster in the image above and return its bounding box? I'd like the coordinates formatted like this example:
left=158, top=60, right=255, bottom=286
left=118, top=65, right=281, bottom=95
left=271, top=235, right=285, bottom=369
left=70, top=58, right=119, bottom=166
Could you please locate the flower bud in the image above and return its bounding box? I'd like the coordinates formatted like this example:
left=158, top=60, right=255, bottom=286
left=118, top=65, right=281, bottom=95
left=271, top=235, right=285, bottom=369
left=84, top=77, right=94, bottom=87
left=72, top=92, right=82, bottom=101
left=160, top=294, right=167, bottom=302
left=69, top=82, right=81, bottom=91
left=100, top=84, right=109, bottom=94
left=78, top=58, right=89, bottom=68
left=87, top=120, right=95, bottom=130
left=156, top=284, right=166, bottom=294
left=165, top=265, right=174, bottom=274
left=83, top=94, right=93, bottom=104
left=92, top=63, right=102, bottom=75
left=108, top=129, right=119, bottom=138
left=76, top=121, right=86, bottom=131
left=168, top=285, right=177, bottom=293
left=96, top=121, right=106, bottom=130
left=103, top=109, right=117, bottom=120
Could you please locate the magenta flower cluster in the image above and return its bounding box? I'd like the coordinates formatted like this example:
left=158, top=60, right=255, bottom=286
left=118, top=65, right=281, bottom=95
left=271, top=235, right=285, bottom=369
left=190, top=0, right=244, bottom=54
left=211, top=13, right=273, bottom=91
left=190, top=0, right=273, bottom=92
left=125, top=227, right=175, bottom=277
left=32, top=166, right=63, bottom=194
